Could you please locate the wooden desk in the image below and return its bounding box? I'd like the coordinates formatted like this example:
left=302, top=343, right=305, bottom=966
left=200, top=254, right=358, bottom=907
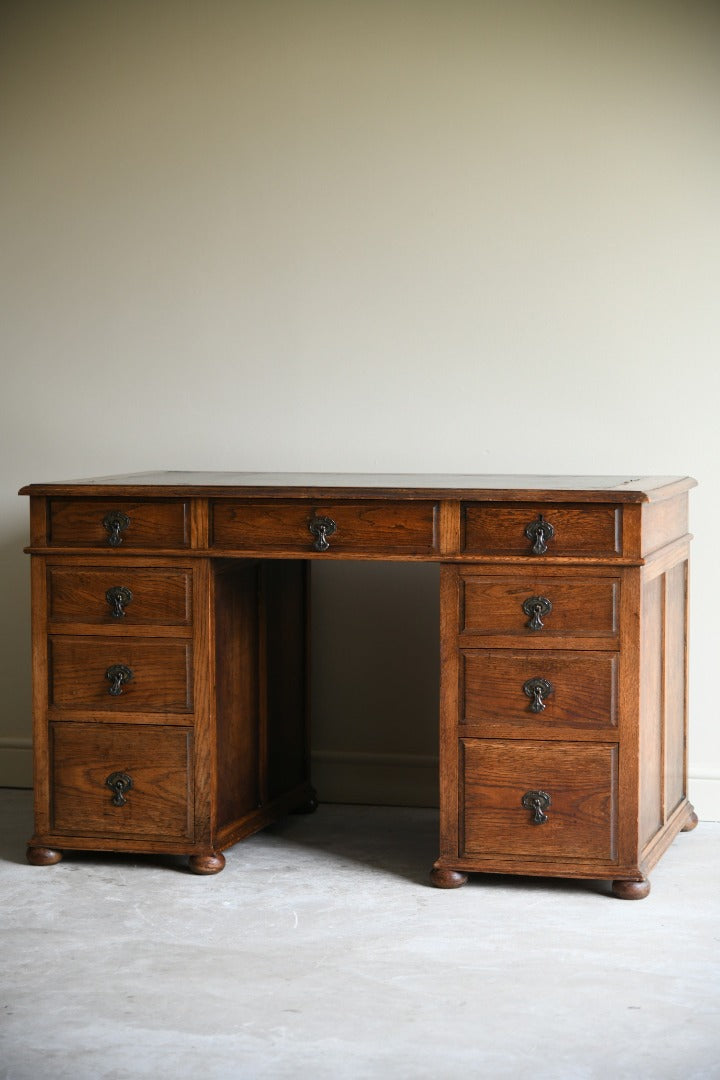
left=20, top=473, right=698, bottom=899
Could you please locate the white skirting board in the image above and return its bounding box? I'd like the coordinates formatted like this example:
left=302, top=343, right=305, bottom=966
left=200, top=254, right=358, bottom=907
left=2, top=740, right=719, bottom=820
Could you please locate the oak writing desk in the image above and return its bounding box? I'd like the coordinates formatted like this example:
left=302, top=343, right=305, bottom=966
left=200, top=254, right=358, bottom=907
left=20, top=473, right=698, bottom=899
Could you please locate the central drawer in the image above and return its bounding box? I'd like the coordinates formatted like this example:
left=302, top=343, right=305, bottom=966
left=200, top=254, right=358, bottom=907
left=211, top=500, right=439, bottom=555
left=49, top=637, right=193, bottom=713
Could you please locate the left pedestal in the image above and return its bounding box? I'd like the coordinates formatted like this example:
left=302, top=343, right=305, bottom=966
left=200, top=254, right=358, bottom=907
left=24, top=493, right=312, bottom=875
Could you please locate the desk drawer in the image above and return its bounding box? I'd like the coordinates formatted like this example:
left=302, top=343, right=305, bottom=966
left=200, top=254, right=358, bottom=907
left=48, top=499, right=189, bottom=549
left=462, top=503, right=622, bottom=558
left=460, top=738, right=617, bottom=861
left=460, top=573, right=619, bottom=640
left=48, top=566, right=192, bottom=627
left=49, top=638, right=193, bottom=713
left=211, top=500, right=438, bottom=555
left=461, top=650, right=618, bottom=731
left=50, top=722, right=193, bottom=840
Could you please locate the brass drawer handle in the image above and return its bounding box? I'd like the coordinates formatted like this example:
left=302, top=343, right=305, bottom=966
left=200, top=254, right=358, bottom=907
left=105, top=586, right=133, bottom=618
left=106, top=771, right=133, bottom=807
left=525, top=514, right=555, bottom=555
left=522, top=790, right=551, bottom=825
left=106, top=663, right=133, bottom=696
left=309, top=515, right=337, bottom=552
left=522, top=595, right=552, bottom=631
left=102, top=511, right=131, bottom=547
left=523, top=676, right=553, bottom=713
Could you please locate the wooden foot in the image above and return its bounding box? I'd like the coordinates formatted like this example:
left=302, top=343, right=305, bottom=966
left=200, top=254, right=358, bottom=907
left=430, top=868, right=468, bottom=889
left=611, top=877, right=650, bottom=900
left=188, top=852, right=226, bottom=876
left=292, top=789, right=319, bottom=815
left=681, top=809, right=699, bottom=832
left=26, top=846, right=63, bottom=866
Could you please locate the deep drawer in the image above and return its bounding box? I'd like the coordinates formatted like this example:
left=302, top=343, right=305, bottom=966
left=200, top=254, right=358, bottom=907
left=48, top=566, right=192, bottom=627
left=460, top=573, right=619, bottom=639
left=211, top=500, right=438, bottom=555
left=461, top=650, right=618, bottom=731
left=50, top=722, right=193, bottom=840
left=49, top=637, right=193, bottom=713
left=48, top=499, right=189, bottom=549
left=460, top=738, right=618, bottom=861
left=462, top=502, right=622, bottom=557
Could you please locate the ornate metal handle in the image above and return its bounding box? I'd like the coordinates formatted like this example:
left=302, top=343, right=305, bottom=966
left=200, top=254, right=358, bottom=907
left=309, top=515, right=337, bottom=552
left=105, top=663, right=133, bottom=696
left=102, top=511, right=131, bottom=547
left=105, top=586, right=133, bottom=618
left=106, top=771, right=133, bottom=807
left=523, top=676, right=553, bottom=713
left=524, top=514, right=555, bottom=555
left=522, top=790, right=551, bottom=825
left=522, top=596, right=552, bottom=631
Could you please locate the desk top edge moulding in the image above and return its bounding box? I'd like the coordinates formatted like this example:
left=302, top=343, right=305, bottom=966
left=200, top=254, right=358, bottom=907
left=20, top=472, right=696, bottom=501
left=21, top=473, right=698, bottom=898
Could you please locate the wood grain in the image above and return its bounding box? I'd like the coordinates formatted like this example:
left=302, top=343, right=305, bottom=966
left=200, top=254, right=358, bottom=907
left=48, top=566, right=192, bottom=626
left=462, top=503, right=622, bottom=558
left=50, top=722, right=193, bottom=840
left=48, top=499, right=189, bottom=548
left=461, top=573, right=619, bottom=639
left=639, top=574, right=664, bottom=846
left=49, top=637, right=192, bottom=713
left=460, top=738, right=618, bottom=861
left=211, top=500, right=438, bottom=555
left=461, top=649, right=618, bottom=731
left=213, top=561, right=261, bottom=829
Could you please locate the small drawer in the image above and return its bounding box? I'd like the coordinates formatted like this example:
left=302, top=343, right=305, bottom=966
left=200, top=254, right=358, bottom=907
left=48, top=499, right=189, bottom=549
left=461, top=650, right=618, bottom=730
left=211, top=499, right=438, bottom=555
left=50, top=721, right=193, bottom=840
left=460, top=738, right=617, bottom=861
left=462, top=503, right=622, bottom=557
left=48, top=566, right=192, bottom=627
left=49, top=638, right=192, bottom=713
left=460, top=573, right=619, bottom=639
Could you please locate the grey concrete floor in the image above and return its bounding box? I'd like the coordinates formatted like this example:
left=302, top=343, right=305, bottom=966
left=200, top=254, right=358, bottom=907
left=1, top=789, right=719, bottom=1080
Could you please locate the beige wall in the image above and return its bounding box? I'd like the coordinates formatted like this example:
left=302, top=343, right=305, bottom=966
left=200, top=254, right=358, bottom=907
left=1, top=1, right=719, bottom=814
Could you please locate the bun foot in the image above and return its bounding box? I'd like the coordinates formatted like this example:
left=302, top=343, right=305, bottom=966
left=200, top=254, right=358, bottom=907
left=430, top=868, right=468, bottom=889
left=189, top=852, right=226, bottom=875
left=27, top=846, right=62, bottom=866
left=681, top=810, right=699, bottom=832
left=612, top=877, right=650, bottom=900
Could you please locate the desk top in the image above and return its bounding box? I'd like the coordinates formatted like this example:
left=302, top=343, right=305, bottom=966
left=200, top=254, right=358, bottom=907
left=19, top=473, right=696, bottom=503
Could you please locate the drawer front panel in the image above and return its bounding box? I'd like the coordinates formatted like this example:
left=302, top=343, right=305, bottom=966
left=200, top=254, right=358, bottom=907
left=211, top=500, right=438, bottom=555
left=461, top=575, right=619, bottom=638
left=50, top=722, right=193, bottom=840
left=50, top=638, right=192, bottom=713
left=462, top=503, right=622, bottom=557
left=460, top=739, right=617, bottom=861
left=48, top=500, right=189, bottom=549
left=48, top=567, right=192, bottom=626
left=461, top=650, right=618, bottom=730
